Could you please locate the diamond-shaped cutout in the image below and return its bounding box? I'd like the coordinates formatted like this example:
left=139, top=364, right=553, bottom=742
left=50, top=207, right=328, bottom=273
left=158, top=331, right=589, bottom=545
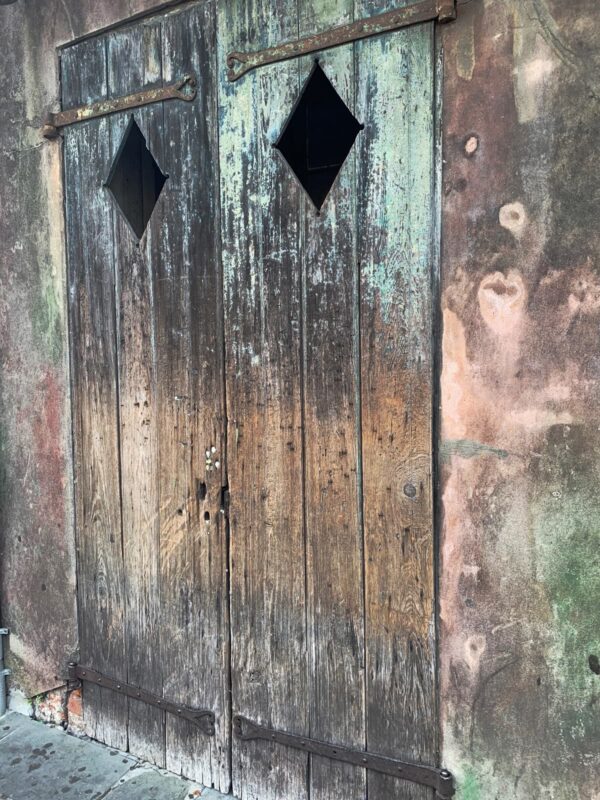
left=106, top=116, right=167, bottom=239
left=274, top=62, right=363, bottom=211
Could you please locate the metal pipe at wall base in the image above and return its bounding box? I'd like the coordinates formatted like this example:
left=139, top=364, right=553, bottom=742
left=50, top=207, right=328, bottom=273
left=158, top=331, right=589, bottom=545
left=0, top=628, right=10, bottom=716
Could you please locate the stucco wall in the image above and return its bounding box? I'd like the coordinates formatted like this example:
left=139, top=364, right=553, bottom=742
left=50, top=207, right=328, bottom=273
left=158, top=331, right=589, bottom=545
left=440, top=1, right=600, bottom=797
left=0, top=0, right=598, bottom=797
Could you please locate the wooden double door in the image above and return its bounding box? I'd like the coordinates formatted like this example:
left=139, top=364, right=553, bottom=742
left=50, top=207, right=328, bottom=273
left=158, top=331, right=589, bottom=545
left=64, top=2, right=437, bottom=798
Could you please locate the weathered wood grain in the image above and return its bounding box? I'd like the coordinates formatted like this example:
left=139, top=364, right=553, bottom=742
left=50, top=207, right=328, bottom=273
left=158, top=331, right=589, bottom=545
left=356, top=14, right=437, bottom=800
left=160, top=3, right=230, bottom=791
left=218, top=1, right=309, bottom=797
left=107, top=19, right=165, bottom=767
left=64, top=5, right=438, bottom=798
left=62, top=38, right=128, bottom=751
left=296, top=18, right=366, bottom=800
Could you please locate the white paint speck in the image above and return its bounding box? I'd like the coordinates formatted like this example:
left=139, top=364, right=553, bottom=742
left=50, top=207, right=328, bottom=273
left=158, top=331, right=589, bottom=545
left=499, top=201, right=528, bottom=239
left=465, top=135, right=479, bottom=156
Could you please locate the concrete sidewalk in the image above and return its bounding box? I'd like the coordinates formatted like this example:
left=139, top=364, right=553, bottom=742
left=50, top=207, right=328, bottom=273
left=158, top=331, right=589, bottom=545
left=0, top=712, right=228, bottom=800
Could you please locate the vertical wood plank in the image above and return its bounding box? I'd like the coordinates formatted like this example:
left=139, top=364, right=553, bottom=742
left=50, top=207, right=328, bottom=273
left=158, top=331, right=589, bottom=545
left=356, top=15, right=437, bottom=800
left=218, top=1, right=309, bottom=798
left=107, top=19, right=165, bottom=767
left=295, top=12, right=366, bottom=800
left=160, top=3, right=230, bottom=791
left=62, top=38, right=128, bottom=751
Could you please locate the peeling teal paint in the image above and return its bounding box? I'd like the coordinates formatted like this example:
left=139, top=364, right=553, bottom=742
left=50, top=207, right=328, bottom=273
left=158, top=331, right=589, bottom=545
left=356, top=27, right=434, bottom=326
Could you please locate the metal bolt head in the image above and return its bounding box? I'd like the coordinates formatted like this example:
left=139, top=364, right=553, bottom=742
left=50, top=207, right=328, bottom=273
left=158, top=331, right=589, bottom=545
left=42, top=123, right=60, bottom=140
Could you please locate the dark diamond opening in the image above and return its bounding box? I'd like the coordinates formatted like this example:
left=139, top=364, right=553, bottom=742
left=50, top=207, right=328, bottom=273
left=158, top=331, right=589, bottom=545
left=274, top=62, right=363, bottom=211
left=105, top=116, right=167, bottom=239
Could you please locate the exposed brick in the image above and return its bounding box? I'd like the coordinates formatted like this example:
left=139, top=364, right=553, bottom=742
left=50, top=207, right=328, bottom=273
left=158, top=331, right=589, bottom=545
left=67, top=687, right=84, bottom=733
left=32, top=687, right=66, bottom=726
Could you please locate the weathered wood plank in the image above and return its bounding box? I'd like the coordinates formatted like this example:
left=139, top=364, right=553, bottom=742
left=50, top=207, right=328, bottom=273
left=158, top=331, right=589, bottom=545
left=218, top=1, right=309, bottom=797
left=62, top=38, right=128, bottom=751
left=296, top=27, right=366, bottom=800
left=356, top=15, right=437, bottom=800
left=107, top=19, right=165, bottom=767
left=160, top=3, right=230, bottom=791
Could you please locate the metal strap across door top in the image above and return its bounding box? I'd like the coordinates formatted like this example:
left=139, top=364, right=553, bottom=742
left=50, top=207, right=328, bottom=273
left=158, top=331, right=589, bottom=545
left=226, top=0, right=456, bottom=81
left=42, top=0, right=457, bottom=138
left=42, top=74, right=197, bottom=139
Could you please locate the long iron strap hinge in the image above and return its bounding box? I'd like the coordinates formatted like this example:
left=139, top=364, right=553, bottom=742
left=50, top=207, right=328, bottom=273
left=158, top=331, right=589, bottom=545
left=227, top=0, right=457, bottom=81
left=69, top=663, right=215, bottom=736
left=233, top=716, right=455, bottom=798
left=42, top=74, right=197, bottom=140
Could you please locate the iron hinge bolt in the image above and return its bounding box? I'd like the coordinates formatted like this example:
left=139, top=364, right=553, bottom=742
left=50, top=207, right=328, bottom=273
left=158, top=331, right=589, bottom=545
left=437, top=1, right=457, bottom=24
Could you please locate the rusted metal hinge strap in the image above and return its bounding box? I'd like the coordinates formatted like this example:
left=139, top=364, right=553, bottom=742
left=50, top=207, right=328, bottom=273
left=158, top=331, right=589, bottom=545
left=69, top=663, right=215, bottom=736
left=233, top=716, right=455, bottom=798
left=42, top=74, right=197, bottom=140
left=227, top=0, right=456, bottom=81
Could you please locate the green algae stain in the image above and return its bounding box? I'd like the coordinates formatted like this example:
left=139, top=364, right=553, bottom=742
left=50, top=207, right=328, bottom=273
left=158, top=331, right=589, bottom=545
left=540, top=511, right=600, bottom=745
left=16, top=147, right=64, bottom=365
left=458, top=769, right=482, bottom=800
left=31, top=257, right=64, bottom=365
left=533, top=426, right=600, bottom=753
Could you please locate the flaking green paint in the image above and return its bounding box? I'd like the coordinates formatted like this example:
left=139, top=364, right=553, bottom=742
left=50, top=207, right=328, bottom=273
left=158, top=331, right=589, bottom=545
left=356, top=26, right=434, bottom=326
